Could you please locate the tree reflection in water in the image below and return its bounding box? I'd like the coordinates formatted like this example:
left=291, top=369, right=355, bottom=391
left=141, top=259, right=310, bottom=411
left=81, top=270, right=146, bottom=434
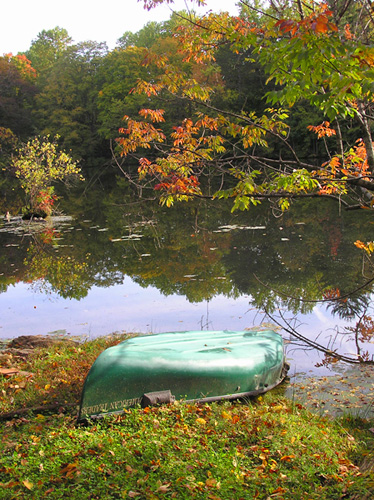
left=1, top=180, right=374, bottom=370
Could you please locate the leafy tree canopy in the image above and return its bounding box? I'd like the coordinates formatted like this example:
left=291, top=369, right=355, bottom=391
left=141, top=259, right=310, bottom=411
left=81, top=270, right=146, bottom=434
left=116, top=21, right=168, bottom=49
left=115, top=0, right=374, bottom=214
left=32, top=41, right=108, bottom=159
left=0, top=53, right=37, bottom=137
left=24, top=27, right=73, bottom=78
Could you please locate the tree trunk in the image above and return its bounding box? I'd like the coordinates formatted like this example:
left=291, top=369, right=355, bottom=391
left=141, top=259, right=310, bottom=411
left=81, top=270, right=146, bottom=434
left=357, top=101, right=374, bottom=174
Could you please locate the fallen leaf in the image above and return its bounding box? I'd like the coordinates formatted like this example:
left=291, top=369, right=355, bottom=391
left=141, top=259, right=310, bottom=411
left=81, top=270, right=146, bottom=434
left=157, top=482, right=171, bottom=493
left=280, top=455, right=295, bottom=462
left=22, top=480, right=33, bottom=490
left=206, top=478, right=217, bottom=487
left=270, top=486, right=287, bottom=497
left=0, top=368, right=19, bottom=376
left=232, top=415, right=240, bottom=424
left=60, top=462, right=78, bottom=478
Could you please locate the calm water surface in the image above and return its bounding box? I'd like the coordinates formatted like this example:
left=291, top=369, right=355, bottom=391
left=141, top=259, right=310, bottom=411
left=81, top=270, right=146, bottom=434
left=1, top=180, right=374, bottom=385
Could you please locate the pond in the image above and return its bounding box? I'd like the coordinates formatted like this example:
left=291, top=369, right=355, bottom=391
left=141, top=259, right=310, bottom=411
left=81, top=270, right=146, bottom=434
left=1, top=174, right=374, bottom=415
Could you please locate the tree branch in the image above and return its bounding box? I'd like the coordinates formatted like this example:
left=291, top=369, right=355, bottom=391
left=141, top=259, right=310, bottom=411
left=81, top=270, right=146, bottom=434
left=265, top=308, right=374, bottom=365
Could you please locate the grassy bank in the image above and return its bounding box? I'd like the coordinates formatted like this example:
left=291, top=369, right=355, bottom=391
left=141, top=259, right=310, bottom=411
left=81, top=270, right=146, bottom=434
left=1, top=335, right=374, bottom=499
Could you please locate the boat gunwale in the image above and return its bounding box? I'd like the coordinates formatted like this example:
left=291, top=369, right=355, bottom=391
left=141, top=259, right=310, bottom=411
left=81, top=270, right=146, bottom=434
left=77, top=363, right=289, bottom=423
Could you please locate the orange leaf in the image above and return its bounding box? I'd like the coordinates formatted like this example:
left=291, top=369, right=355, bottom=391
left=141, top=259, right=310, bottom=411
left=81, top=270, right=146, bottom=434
left=280, top=455, right=295, bottom=462
left=314, top=18, right=329, bottom=33
left=354, top=240, right=366, bottom=250
left=206, top=478, right=217, bottom=487
left=60, top=462, right=79, bottom=477
left=138, top=109, right=165, bottom=123
left=271, top=487, right=287, bottom=495
left=231, top=415, right=240, bottom=424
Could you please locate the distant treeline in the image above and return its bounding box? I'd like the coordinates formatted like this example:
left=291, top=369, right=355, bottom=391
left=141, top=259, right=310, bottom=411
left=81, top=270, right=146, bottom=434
left=0, top=13, right=324, bottom=169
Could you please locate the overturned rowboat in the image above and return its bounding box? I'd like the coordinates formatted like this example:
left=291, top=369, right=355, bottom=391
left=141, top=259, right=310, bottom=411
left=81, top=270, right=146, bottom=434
left=77, top=329, right=289, bottom=422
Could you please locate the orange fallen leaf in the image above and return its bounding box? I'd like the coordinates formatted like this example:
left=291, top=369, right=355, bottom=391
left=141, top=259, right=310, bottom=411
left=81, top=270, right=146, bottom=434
left=270, top=486, right=287, bottom=496
left=231, top=415, right=240, bottom=424
left=280, top=455, right=295, bottom=462
left=60, top=462, right=78, bottom=478
left=206, top=478, right=217, bottom=487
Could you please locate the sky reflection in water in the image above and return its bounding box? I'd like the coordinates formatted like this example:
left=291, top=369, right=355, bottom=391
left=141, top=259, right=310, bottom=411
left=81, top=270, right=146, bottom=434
left=1, top=194, right=373, bottom=380
left=0, top=276, right=354, bottom=376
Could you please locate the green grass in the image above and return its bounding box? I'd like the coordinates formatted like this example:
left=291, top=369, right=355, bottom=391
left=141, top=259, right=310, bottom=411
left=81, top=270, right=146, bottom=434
left=1, top=336, right=374, bottom=499
left=0, top=334, right=127, bottom=414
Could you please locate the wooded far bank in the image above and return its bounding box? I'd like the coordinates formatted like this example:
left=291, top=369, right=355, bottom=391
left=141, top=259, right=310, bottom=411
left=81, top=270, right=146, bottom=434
left=2, top=1, right=374, bottom=245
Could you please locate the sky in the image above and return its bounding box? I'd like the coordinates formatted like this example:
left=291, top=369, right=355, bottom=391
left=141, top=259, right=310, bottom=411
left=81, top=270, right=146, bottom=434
left=1, top=0, right=239, bottom=55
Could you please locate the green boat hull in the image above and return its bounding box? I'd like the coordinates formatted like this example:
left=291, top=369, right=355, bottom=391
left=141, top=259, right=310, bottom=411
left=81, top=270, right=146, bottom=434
left=78, top=330, right=288, bottom=421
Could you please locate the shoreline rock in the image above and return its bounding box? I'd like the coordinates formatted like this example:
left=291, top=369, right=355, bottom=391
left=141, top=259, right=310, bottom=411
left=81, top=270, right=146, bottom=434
left=0, top=335, right=78, bottom=359
left=7, top=335, right=77, bottom=349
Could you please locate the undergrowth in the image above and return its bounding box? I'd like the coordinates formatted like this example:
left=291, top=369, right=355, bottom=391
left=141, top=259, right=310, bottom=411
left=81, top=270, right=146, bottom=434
left=0, top=334, right=129, bottom=413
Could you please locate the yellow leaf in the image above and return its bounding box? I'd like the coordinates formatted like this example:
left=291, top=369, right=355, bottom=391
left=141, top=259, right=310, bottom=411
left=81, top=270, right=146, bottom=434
left=44, top=384, right=51, bottom=390
left=269, top=459, right=278, bottom=471
left=272, top=405, right=284, bottom=412
left=196, top=418, right=206, bottom=426
left=23, top=480, right=33, bottom=490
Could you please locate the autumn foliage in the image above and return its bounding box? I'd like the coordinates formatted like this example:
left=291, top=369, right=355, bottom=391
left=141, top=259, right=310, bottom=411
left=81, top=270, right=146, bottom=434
left=112, top=1, right=374, bottom=212
left=9, top=136, right=83, bottom=217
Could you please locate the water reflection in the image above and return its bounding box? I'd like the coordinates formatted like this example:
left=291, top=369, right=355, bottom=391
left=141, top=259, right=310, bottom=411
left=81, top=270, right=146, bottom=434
left=1, top=178, right=374, bottom=376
